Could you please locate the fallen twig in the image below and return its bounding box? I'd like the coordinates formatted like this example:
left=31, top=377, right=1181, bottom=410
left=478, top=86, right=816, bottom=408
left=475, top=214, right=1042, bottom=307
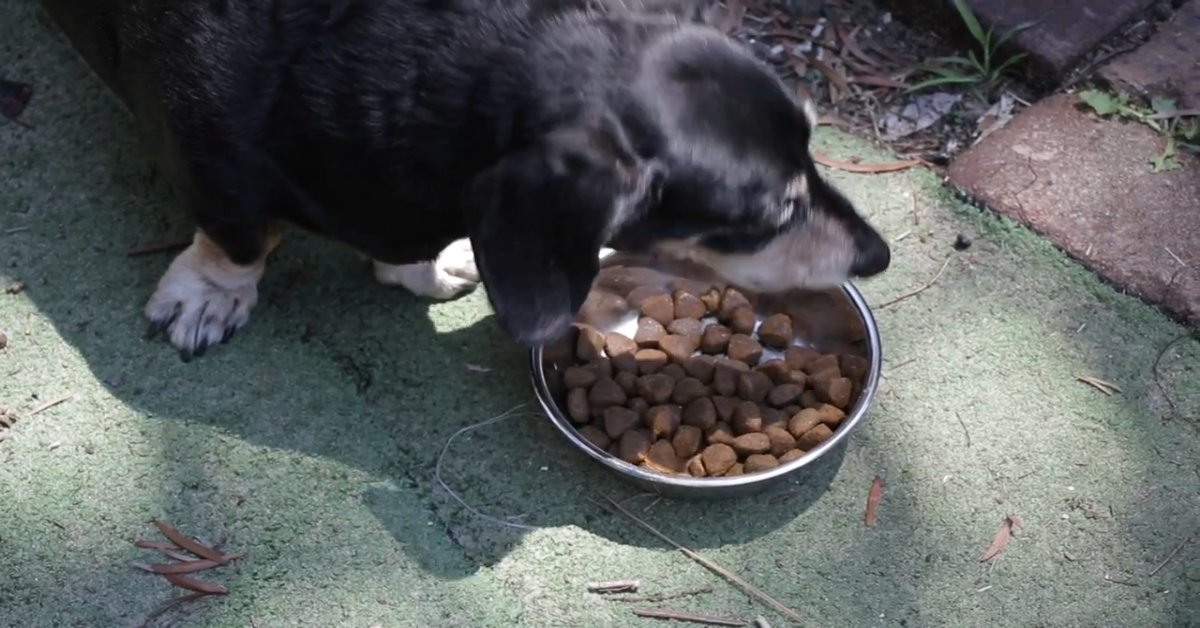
left=876, top=258, right=952, bottom=309
left=126, top=239, right=192, bottom=257
left=132, top=592, right=211, bottom=628
left=607, top=586, right=714, bottom=603
left=1103, top=574, right=1139, bottom=587
left=28, top=394, right=73, bottom=417
left=592, top=495, right=804, bottom=622
left=633, top=608, right=747, bottom=626
left=813, top=153, right=920, bottom=173
left=754, top=617, right=773, bottom=628
left=587, top=580, right=639, bottom=593
left=1075, top=375, right=1122, bottom=396
left=1147, top=537, right=1193, bottom=577
left=865, top=476, right=884, bottom=527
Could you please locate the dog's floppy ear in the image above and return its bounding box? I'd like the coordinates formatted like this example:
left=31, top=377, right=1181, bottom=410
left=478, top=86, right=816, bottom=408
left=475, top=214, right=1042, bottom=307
left=464, top=116, right=663, bottom=346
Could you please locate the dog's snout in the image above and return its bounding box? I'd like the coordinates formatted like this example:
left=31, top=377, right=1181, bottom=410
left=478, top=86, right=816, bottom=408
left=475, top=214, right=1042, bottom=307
left=850, top=231, right=890, bottom=278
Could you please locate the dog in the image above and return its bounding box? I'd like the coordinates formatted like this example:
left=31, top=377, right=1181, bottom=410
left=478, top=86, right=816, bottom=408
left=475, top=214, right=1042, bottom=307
left=40, top=0, right=891, bottom=361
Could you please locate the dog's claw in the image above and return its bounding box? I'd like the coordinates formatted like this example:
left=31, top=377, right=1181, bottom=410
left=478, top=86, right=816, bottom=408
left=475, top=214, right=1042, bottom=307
left=221, top=326, right=237, bottom=344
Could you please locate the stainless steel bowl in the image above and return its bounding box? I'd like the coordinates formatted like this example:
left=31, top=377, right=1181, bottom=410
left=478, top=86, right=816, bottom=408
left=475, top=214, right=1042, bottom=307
left=530, top=253, right=883, bottom=500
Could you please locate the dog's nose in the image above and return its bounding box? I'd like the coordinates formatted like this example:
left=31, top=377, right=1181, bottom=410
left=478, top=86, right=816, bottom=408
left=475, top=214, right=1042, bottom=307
left=850, top=232, right=891, bottom=278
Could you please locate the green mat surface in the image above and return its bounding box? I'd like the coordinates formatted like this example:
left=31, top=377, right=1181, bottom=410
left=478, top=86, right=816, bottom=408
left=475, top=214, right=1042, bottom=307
left=2, top=2, right=1197, bottom=626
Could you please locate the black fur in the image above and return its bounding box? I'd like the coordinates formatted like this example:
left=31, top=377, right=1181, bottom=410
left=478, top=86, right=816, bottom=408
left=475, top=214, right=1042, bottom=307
left=42, top=0, right=890, bottom=346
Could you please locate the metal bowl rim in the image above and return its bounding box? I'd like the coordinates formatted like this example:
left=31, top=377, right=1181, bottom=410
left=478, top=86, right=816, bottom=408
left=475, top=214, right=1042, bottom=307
left=529, top=280, right=882, bottom=490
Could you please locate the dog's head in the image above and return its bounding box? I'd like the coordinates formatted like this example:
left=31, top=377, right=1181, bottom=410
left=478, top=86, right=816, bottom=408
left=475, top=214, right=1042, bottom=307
left=465, top=24, right=889, bottom=346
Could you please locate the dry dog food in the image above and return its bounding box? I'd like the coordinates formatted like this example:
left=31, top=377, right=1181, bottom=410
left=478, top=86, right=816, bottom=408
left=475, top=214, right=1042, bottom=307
left=559, top=284, right=870, bottom=478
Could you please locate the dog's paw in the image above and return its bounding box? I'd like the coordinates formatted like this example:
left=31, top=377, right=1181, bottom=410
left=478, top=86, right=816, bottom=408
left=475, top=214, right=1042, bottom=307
left=374, top=238, right=479, bottom=299
left=144, top=239, right=264, bottom=361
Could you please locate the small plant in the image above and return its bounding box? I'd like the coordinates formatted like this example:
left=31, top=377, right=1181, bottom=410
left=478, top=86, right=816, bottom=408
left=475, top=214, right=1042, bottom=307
left=1078, top=89, right=1200, bottom=173
left=907, top=0, right=1036, bottom=99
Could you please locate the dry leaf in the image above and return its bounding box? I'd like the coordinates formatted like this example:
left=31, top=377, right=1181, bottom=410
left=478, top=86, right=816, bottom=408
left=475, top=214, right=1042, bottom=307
left=632, top=608, right=747, bottom=626
left=807, top=54, right=852, bottom=102
left=838, top=25, right=879, bottom=68
left=152, top=520, right=230, bottom=564
left=980, top=515, right=1020, bottom=562
left=851, top=74, right=910, bottom=89
left=165, top=574, right=229, bottom=595
left=813, top=153, right=920, bottom=173
left=132, top=559, right=222, bottom=574
left=865, top=476, right=884, bottom=527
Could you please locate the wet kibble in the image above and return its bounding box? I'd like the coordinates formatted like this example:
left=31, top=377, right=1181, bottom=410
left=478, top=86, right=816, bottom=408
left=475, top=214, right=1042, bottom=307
left=639, top=293, right=676, bottom=327
left=756, top=313, right=793, bottom=349
left=635, top=349, right=669, bottom=375
left=565, top=280, right=870, bottom=479
left=563, top=365, right=598, bottom=389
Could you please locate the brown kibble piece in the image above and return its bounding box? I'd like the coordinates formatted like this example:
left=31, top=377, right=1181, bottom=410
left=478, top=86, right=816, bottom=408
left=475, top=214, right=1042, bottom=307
left=784, top=347, right=821, bottom=371
left=670, top=377, right=707, bottom=406
left=603, top=406, right=641, bottom=439
left=726, top=334, right=763, bottom=365
left=644, top=439, right=684, bottom=474
left=796, top=423, right=834, bottom=450
left=732, top=401, right=763, bottom=434
left=567, top=388, right=590, bottom=423
left=682, top=397, right=717, bottom=430
left=658, top=334, right=699, bottom=364
left=645, top=405, right=682, bottom=439
left=754, top=359, right=792, bottom=384
left=736, top=370, right=772, bottom=403
left=582, top=357, right=613, bottom=380
left=814, top=403, right=848, bottom=425
left=813, top=376, right=853, bottom=409
left=839, top=354, right=870, bottom=384
left=700, top=443, right=737, bottom=476
left=627, top=397, right=649, bottom=418
left=672, top=424, right=704, bottom=459
left=712, top=361, right=742, bottom=396
left=683, top=355, right=716, bottom=383
left=635, top=349, right=669, bottom=375
left=614, top=371, right=639, bottom=396
left=757, top=313, right=793, bottom=349
left=634, top=317, right=667, bottom=348
left=732, top=432, right=771, bottom=456
left=661, top=363, right=687, bottom=380
left=699, top=288, right=722, bottom=314
left=627, top=285, right=669, bottom=308
left=605, top=332, right=637, bottom=358
left=578, top=425, right=611, bottom=450
left=705, top=422, right=736, bottom=446
left=729, top=306, right=757, bottom=336
left=787, top=408, right=824, bottom=439
left=805, top=354, right=840, bottom=376
left=635, top=373, right=675, bottom=405
left=765, top=427, right=797, bottom=457
left=718, top=288, right=752, bottom=322
left=760, top=407, right=787, bottom=428
left=673, top=290, right=708, bottom=320
left=687, top=454, right=707, bottom=477
left=700, top=324, right=732, bottom=354
left=639, top=293, right=676, bottom=327
left=576, top=325, right=607, bottom=362
left=588, top=378, right=626, bottom=409
left=787, top=370, right=808, bottom=389
left=563, top=365, right=598, bottom=389
left=767, top=383, right=805, bottom=407
left=667, top=318, right=704, bottom=339
left=744, top=454, right=780, bottom=473
left=618, top=430, right=653, bottom=464
left=723, top=462, right=745, bottom=476
left=712, top=396, right=738, bottom=421
left=800, top=390, right=820, bottom=408
left=778, top=449, right=806, bottom=464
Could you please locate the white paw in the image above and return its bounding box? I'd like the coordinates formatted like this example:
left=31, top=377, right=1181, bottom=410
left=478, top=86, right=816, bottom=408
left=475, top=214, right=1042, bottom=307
left=373, top=238, right=479, bottom=300
left=144, top=236, right=264, bottom=361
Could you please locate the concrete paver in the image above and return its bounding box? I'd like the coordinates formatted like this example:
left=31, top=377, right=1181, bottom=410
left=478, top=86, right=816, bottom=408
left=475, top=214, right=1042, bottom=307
left=948, top=92, right=1200, bottom=325
left=1099, top=0, right=1200, bottom=108
left=882, top=0, right=1159, bottom=86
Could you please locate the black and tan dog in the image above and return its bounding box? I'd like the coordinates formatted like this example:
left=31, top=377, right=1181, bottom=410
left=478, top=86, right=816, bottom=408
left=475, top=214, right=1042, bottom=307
left=41, top=0, right=891, bottom=360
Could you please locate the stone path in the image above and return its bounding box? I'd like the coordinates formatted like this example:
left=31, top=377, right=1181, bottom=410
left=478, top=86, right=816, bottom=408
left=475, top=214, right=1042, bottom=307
left=888, top=0, right=1199, bottom=326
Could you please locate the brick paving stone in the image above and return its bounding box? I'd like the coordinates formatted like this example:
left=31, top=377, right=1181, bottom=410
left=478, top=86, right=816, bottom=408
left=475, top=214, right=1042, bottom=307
left=1099, top=0, right=1200, bottom=109
left=880, top=0, right=1159, bottom=86
left=948, top=93, right=1199, bottom=325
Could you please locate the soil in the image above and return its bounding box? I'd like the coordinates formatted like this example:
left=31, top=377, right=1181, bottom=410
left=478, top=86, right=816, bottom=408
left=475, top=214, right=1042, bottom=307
left=727, top=0, right=1180, bottom=165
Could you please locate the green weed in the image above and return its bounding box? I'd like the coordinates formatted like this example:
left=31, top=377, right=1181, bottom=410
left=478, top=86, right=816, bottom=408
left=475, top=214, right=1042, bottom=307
left=1078, top=89, right=1200, bottom=172
left=906, top=0, right=1036, bottom=100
